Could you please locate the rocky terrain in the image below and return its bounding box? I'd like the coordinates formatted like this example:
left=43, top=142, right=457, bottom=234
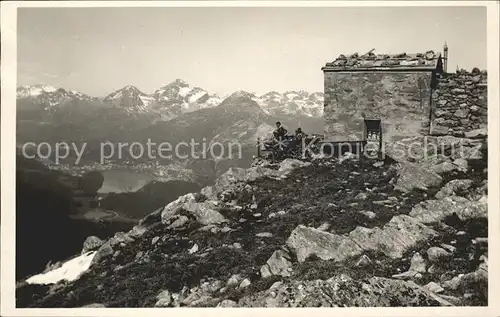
left=16, top=133, right=488, bottom=308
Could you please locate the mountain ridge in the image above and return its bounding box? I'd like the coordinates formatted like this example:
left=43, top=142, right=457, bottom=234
left=17, top=81, right=324, bottom=119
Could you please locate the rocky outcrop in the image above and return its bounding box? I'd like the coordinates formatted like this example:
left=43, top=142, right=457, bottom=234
left=81, top=236, right=104, bottom=255
left=160, top=193, right=226, bottom=226
left=435, top=179, right=473, bottom=199
left=260, top=249, right=293, bottom=278
left=348, top=215, right=438, bottom=259
left=237, top=274, right=451, bottom=307
left=409, top=195, right=487, bottom=223
left=285, top=214, right=438, bottom=263
left=394, top=162, right=442, bottom=192
left=286, top=225, right=363, bottom=263
left=430, top=69, right=487, bottom=137
left=203, top=159, right=310, bottom=199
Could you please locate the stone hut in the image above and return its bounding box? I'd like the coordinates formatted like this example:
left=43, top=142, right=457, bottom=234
left=321, top=47, right=487, bottom=142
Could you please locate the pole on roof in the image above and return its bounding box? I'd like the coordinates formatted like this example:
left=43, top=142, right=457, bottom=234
left=443, top=42, right=448, bottom=73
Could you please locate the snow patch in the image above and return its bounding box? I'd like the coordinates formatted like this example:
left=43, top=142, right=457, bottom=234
left=188, top=90, right=207, bottom=103
left=26, top=251, right=97, bottom=285
left=179, top=87, right=192, bottom=97
left=139, top=95, right=155, bottom=108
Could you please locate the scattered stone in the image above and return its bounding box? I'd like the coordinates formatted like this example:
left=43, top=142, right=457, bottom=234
left=427, top=264, right=437, bottom=274
left=355, top=192, right=368, bottom=200
left=239, top=278, right=251, bottom=289
left=355, top=254, right=372, bottom=267
left=316, top=222, right=331, bottom=231
left=410, top=252, right=427, bottom=273
left=217, top=299, right=238, bottom=307
left=129, top=225, right=148, bottom=238
left=423, top=282, right=444, bottom=294
left=135, top=251, right=144, bottom=261
left=432, top=162, right=458, bottom=175
left=256, top=232, right=273, bottom=238
left=155, top=290, right=172, bottom=307
left=189, top=244, right=199, bottom=254
left=443, top=275, right=464, bottom=290
left=453, top=158, right=468, bottom=172
left=440, top=244, right=456, bottom=253
left=227, top=274, right=243, bottom=287
left=151, top=236, right=160, bottom=245
left=427, top=247, right=451, bottom=263
left=358, top=210, right=376, bottom=220
left=373, top=161, right=384, bottom=168
left=80, top=303, right=106, bottom=308
left=233, top=242, right=242, bottom=249
left=260, top=249, right=293, bottom=278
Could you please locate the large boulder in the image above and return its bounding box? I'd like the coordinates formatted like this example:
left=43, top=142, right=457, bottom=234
left=278, top=159, right=311, bottom=175
left=394, top=162, right=442, bottom=193
left=286, top=225, right=363, bottom=263
left=183, top=199, right=226, bottom=225
left=213, top=166, right=281, bottom=195
left=260, top=249, right=293, bottom=278
left=348, top=215, right=438, bottom=259
left=160, top=193, right=226, bottom=226
left=90, top=242, right=114, bottom=266
left=81, top=236, right=104, bottom=255
left=435, top=179, right=474, bottom=199
left=409, top=195, right=487, bottom=223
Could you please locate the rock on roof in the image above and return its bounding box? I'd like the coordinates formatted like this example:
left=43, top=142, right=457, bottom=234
left=323, top=49, right=442, bottom=70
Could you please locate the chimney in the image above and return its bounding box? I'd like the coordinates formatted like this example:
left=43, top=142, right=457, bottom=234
left=443, top=42, right=448, bottom=73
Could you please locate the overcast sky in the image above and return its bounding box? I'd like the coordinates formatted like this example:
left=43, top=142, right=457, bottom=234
left=17, top=6, right=487, bottom=97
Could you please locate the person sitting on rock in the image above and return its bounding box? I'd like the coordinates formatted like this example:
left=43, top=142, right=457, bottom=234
left=273, top=121, right=288, bottom=141
left=294, top=127, right=307, bottom=141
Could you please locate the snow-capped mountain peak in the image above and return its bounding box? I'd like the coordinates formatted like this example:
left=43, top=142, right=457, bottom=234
left=255, top=90, right=324, bottom=117
left=17, top=85, right=59, bottom=98
left=152, top=80, right=222, bottom=120
left=103, top=85, right=154, bottom=114
left=16, top=85, right=96, bottom=111
left=17, top=82, right=325, bottom=120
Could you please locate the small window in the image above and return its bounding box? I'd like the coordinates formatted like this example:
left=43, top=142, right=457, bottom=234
left=364, top=119, right=381, bottom=141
